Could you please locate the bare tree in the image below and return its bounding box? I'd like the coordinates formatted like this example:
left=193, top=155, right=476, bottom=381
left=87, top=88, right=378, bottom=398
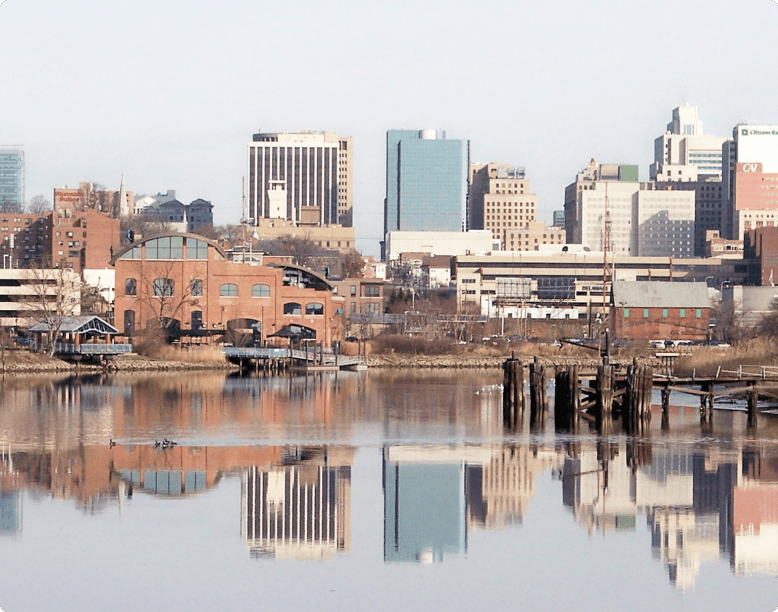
left=258, top=233, right=321, bottom=268
left=25, top=265, right=82, bottom=355
left=26, top=195, right=52, bottom=215
left=342, top=249, right=365, bottom=278
left=138, top=262, right=199, bottom=338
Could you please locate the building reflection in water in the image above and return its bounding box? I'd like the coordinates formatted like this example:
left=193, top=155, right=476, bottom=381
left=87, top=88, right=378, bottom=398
left=383, top=444, right=560, bottom=563
left=0, top=372, right=777, bottom=580
left=242, top=446, right=352, bottom=560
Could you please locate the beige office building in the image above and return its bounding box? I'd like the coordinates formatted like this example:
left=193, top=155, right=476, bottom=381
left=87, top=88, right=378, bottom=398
left=468, top=163, right=537, bottom=248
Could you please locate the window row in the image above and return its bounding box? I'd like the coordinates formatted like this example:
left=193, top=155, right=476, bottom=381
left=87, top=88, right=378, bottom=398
left=623, top=308, right=703, bottom=319
left=125, top=278, right=271, bottom=299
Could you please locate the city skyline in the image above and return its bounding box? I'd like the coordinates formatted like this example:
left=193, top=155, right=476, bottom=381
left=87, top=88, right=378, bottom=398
left=3, top=0, right=778, bottom=257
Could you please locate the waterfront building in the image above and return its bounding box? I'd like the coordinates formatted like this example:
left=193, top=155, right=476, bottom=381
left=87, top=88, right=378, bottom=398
left=611, top=280, right=711, bottom=343
left=247, top=131, right=353, bottom=227
left=0, top=148, right=24, bottom=210
left=564, top=160, right=695, bottom=257
left=384, top=129, right=466, bottom=248
left=111, top=232, right=342, bottom=345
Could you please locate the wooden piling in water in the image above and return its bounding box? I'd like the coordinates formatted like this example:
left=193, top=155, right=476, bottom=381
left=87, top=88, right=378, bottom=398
left=661, top=386, right=671, bottom=431
left=502, top=357, right=525, bottom=430
left=529, top=356, right=547, bottom=430
left=747, top=383, right=758, bottom=431
left=595, top=364, right=614, bottom=435
left=624, top=364, right=652, bottom=435
left=555, top=364, right=580, bottom=433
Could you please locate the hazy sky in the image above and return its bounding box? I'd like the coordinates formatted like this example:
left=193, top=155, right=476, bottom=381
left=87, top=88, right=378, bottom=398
left=2, top=0, right=778, bottom=256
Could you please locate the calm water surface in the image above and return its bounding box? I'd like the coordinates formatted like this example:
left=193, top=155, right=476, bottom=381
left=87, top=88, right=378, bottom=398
left=0, top=370, right=777, bottom=612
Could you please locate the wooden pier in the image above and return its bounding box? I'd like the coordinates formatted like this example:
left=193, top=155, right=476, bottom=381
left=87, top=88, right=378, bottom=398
left=503, top=355, right=778, bottom=434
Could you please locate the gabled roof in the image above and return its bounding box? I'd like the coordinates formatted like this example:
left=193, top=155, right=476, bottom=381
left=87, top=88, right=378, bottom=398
left=29, top=315, right=119, bottom=335
left=612, top=280, right=710, bottom=309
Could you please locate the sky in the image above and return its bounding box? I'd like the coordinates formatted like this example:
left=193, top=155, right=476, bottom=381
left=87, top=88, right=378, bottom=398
left=2, top=0, right=778, bottom=257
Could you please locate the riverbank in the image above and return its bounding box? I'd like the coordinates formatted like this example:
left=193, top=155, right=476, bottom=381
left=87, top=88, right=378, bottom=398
left=0, top=349, right=238, bottom=374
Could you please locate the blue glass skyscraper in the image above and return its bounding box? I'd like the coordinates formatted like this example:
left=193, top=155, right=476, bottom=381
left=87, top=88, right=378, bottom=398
left=0, top=148, right=24, bottom=210
left=384, top=129, right=465, bottom=239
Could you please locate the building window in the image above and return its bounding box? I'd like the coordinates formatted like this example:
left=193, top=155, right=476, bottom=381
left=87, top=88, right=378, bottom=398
left=305, top=302, right=324, bottom=315
left=679, top=308, right=686, bottom=318
left=220, top=283, right=238, bottom=297
left=662, top=308, right=668, bottom=318
left=252, top=284, right=270, bottom=298
left=696, top=309, right=702, bottom=318
left=350, top=285, right=356, bottom=297
left=146, top=236, right=184, bottom=260
left=644, top=308, right=649, bottom=318
left=191, top=279, right=203, bottom=297
left=284, top=302, right=301, bottom=315
left=120, top=245, right=141, bottom=260
left=186, top=238, right=208, bottom=260
left=363, top=286, right=380, bottom=297
left=125, top=278, right=137, bottom=296
left=153, top=278, right=174, bottom=297
left=623, top=308, right=629, bottom=318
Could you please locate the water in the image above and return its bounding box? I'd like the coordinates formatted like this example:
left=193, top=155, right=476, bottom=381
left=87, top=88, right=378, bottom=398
left=0, top=370, right=777, bottom=612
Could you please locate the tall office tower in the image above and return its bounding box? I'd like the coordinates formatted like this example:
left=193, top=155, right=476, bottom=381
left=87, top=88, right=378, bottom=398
left=722, top=124, right=778, bottom=240
left=0, top=148, right=24, bottom=210
left=650, top=105, right=726, bottom=179
left=649, top=106, right=726, bottom=255
left=468, top=163, right=537, bottom=248
left=564, top=160, right=695, bottom=257
left=246, top=131, right=353, bottom=228
left=383, top=129, right=465, bottom=241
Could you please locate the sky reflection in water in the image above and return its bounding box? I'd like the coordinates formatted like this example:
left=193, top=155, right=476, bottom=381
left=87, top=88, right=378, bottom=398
left=0, top=370, right=777, bottom=612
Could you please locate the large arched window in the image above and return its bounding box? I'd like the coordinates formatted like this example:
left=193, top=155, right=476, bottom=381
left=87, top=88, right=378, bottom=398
left=283, top=302, right=301, bottom=315
left=220, top=283, right=238, bottom=297
left=252, top=284, right=270, bottom=298
left=125, top=278, right=137, bottom=296
left=305, top=302, right=324, bottom=315
left=153, top=278, right=174, bottom=297
left=145, top=236, right=184, bottom=260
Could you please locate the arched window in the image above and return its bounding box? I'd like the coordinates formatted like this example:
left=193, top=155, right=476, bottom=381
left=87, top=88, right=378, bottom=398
left=252, top=284, right=270, bottom=298
left=305, top=302, right=324, bottom=315
left=283, top=302, right=301, bottom=315
left=125, top=278, right=137, bottom=296
left=146, top=236, right=184, bottom=260
left=191, top=279, right=203, bottom=297
left=220, top=283, right=238, bottom=297
left=153, top=278, right=174, bottom=297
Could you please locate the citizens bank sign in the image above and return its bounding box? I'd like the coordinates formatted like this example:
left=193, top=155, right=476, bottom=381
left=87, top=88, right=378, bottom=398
left=741, top=128, right=778, bottom=136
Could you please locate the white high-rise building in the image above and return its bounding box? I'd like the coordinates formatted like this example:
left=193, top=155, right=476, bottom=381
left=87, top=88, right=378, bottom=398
left=565, top=160, right=695, bottom=257
left=650, top=105, right=726, bottom=179
left=246, top=131, right=353, bottom=227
